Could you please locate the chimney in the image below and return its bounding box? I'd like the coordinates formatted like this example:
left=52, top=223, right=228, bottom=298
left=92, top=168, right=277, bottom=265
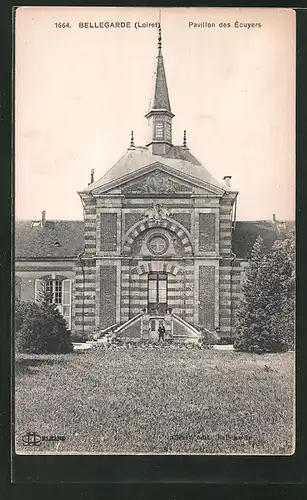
left=90, top=169, right=94, bottom=184
left=223, top=175, right=232, bottom=187
left=272, top=213, right=276, bottom=222
left=41, top=210, right=46, bottom=227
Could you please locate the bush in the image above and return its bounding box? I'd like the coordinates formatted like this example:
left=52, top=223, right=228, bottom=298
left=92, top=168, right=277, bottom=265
left=195, top=326, right=219, bottom=347
left=218, top=337, right=234, bottom=345
left=70, top=332, right=88, bottom=343
left=104, top=338, right=201, bottom=350
left=15, top=300, right=73, bottom=354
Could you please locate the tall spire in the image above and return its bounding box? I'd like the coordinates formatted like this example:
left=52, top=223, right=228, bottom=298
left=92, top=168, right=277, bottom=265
left=147, top=26, right=172, bottom=114
left=145, top=25, right=174, bottom=155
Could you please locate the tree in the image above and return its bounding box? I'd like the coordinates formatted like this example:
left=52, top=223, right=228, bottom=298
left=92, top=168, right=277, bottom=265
left=263, top=229, right=295, bottom=350
left=234, top=230, right=295, bottom=353
left=234, top=236, right=268, bottom=353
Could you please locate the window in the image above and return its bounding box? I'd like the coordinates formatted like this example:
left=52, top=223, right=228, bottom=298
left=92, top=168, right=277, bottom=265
left=35, top=277, right=72, bottom=329
left=44, top=279, right=62, bottom=304
left=148, top=272, right=168, bottom=314
left=155, top=121, right=164, bottom=139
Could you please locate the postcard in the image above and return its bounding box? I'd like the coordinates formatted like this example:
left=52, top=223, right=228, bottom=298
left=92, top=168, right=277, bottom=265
left=14, top=7, right=295, bottom=456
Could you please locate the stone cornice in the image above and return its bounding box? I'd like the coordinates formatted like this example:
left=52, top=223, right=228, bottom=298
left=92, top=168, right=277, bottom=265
left=89, top=163, right=225, bottom=197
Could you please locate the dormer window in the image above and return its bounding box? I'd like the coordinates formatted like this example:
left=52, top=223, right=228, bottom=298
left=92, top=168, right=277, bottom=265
left=155, top=121, right=164, bottom=139
left=31, top=221, right=41, bottom=227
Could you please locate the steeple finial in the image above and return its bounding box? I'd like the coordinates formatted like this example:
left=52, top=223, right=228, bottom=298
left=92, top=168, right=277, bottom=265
left=88, top=168, right=94, bottom=186
left=183, top=130, right=187, bottom=148
left=158, top=26, right=162, bottom=51
left=128, top=130, right=135, bottom=149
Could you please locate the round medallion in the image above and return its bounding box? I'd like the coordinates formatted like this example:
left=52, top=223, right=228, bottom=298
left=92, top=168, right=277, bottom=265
left=147, top=234, right=169, bottom=255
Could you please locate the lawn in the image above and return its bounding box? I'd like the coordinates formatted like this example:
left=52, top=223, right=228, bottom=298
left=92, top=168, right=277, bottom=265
left=15, top=346, right=295, bottom=455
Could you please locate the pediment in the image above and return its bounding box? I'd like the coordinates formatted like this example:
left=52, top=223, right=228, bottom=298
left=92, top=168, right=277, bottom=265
left=92, top=163, right=224, bottom=197
left=122, top=170, right=193, bottom=195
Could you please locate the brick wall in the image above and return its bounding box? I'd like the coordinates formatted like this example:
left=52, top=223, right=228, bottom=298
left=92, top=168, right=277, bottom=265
left=120, top=260, right=195, bottom=324
left=167, top=272, right=183, bottom=316
left=83, top=197, right=96, bottom=257
left=219, top=261, right=232, bottom=337
left=198, top=265, right=215, bottom=330
left=219, top=259, right=246, bottom=339
left=124, top=212, right=144, bottom=234
left=73, top=258, right=96, bottom=335
left=100, top=213, right=117, bottom=251
left=199, top=213, right=215, bottom=252
left=171, top=212, right=191, bottom=233
left=99, top=265, right=117, bottom=328
left=219, top=204, right=232, bottom=256
left=120, top=263, right=131, bottom=322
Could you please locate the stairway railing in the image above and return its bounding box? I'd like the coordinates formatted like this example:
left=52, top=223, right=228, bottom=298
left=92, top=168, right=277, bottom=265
left=171, top=313, right=201, bottom=337
left=113, top=313, right=142, bottom=334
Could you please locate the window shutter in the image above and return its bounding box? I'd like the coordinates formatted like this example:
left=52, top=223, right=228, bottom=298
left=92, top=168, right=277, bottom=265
left=34, top=279, right=43, bottom=302
left=62, top=279, right=72, bottom=329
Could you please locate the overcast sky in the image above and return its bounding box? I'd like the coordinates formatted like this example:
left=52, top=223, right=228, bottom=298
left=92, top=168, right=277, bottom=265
left=15, top=7, right=295, bottom=221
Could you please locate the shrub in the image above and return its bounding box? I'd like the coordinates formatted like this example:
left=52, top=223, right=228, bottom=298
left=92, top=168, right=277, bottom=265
left=15, top=300, right=73, bottom=354
left=15, top=299, right=28, bottom=333
left=218, top=337, right=234, bottom=345
left=70, top=332, right=88, bottom=343
left=195, top=326, right=219, bottom=347
left=104, top=338, right=201, bottom=350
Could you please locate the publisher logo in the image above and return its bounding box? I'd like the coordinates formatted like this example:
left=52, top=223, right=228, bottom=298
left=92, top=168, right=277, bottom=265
left=22, top=432, right=42, bottom=446
left=22, top=432, right=65, bottom=446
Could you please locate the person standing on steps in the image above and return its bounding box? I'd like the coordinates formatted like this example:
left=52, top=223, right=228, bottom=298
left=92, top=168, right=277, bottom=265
left=158, top=321, right=166, bottom=341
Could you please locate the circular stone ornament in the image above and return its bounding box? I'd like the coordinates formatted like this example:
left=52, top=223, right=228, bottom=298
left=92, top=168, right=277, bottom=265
left=147, top=234, right=169, bottom=255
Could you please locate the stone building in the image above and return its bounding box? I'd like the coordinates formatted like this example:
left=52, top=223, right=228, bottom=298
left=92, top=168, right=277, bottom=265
left=15, top=31, right=286, bottom=342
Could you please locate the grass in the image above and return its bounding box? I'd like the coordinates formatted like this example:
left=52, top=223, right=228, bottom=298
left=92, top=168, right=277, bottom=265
left=15, top=347, right=295, bottom=455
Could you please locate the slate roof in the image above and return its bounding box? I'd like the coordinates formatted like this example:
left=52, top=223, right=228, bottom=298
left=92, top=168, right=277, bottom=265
left=15, top=220, right=84, bottom=259
left=232, top=221, right=294, bottom=259
left=15, top=219, right=292, bottom=261
left=82, top=146, right=227, bottom=193
left=163, top=145, right=202, bottom=166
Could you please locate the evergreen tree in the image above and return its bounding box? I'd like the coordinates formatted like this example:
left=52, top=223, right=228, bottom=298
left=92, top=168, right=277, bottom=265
left=234, top=231, right=295, bottom=353
left=264, top=229, right=295, bottom=350
left=37, top=278, right=54, bottom=306
left=234, top=236, right=269, bottom=353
